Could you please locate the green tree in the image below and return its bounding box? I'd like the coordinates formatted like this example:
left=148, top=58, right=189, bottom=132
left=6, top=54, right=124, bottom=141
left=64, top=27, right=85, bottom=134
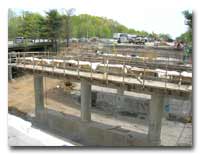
left=159, top=33, right=173, bottom=42
left=9, top=9, right=154, bottom=42
left=45, top=9, right=63, bottom=52
left=183, top=10, right=192, bottom=44
left=183, top=10, right=192, bottom=30
left=176, top=10, right=192, bottom=44
left=8, top=9, right=21, bottom=40
left=176, top=31, right=191, bottom=43
left=16, top=12, right=42, bottom=39
left=38, top=15, right=48, bottom=38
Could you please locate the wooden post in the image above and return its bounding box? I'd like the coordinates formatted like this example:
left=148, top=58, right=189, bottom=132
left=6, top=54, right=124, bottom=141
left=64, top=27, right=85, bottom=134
left=165, top=56, right=169, bottom=89
left=106, top=58, right=109, bottom=85
left=52, top=58, right=54, bottom=75
left=23, top=52, right=25, bottom=68
left=33, top=56, right=35, bottom=73
left=77, top=56, right=80, bottom=78
left=90, top=58, right=93, bottom=80
left=122, top=61, right=125, bottom=86
left=41, top=58, right=44, bottom=72
left=64, top=57, right=66, bottom=76
left=143, top=57, right=145, bottom=88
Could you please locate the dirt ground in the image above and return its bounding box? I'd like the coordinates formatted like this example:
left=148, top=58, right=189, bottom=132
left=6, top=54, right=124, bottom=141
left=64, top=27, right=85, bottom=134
left=8, top=74, right=192, bottom=146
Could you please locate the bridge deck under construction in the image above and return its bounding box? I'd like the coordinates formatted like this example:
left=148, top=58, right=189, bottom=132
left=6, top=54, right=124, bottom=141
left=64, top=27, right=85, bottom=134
left=9, top=52, right=192, bottom=98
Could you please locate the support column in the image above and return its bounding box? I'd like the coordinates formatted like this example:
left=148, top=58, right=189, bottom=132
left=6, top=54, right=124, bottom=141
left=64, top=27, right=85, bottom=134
left=34, top=75, right=45, bottom=120
left=8, top=66, right=12, bottom=80
left=117, top=88, right=124, bottom=95
left=148, top=94, right=164, bottom=146
left=81, top=79, right=91, bottom=122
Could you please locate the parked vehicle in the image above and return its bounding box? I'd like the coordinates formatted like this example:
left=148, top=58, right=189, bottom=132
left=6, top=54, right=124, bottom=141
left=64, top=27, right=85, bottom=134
left=134, top=36, right=145, bottom=44
left=113, top=33, right=147, bottom=44
left=128, top=34, right=137, bottom=43
left=15, top=37, right=25, bottom=44
left=116, top=33, right=129, bottom=43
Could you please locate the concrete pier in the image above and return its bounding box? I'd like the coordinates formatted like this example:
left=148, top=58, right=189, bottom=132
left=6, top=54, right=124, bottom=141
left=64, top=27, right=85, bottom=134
left=117, top=88, right=124, bottom=95
left=34, top=75, right=45, bottom=120
left=148, top=94, right=164, bottom=145
left=81, top=79, right=92, bottom=122
left=8, top=66, right=12, bottom=80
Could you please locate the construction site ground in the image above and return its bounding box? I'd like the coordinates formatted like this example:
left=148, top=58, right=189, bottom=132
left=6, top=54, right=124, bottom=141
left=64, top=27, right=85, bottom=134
left=8, top=74, right=192, bottom=146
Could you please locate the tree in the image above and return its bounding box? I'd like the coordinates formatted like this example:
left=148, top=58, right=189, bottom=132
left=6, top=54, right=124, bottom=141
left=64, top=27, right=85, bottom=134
left=17, top=12, right=44, bottom=40
left=128, top=28, right=137, bottom=35
left=150, top=32, right=159, bottom=41
left=176, top=10, right=192, bottom=44
left=183, top=10, right=192, bottom=30
left=183, top=10, right=192, bottom=44
left=38, top=15, right=48, bottom=38
left=158, top=33, right=173, bottom=42
left=8, top=9, right=21, bottom=40
left=9, top=9, right=155, bottom=43
left=62, top=8, right=75, bottom=47
left=45, top=9, right=63, bottom=52
left=176, top=31, right=191, bottom=43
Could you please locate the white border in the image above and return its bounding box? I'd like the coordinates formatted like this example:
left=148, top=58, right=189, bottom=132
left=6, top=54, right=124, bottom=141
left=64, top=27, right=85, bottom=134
left=0, top=0, right=199, bottom=153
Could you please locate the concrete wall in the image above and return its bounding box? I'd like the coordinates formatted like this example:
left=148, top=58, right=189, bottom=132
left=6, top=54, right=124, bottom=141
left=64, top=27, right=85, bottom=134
left=96, top=92, right=149, bottom=118
left=37, top=109, right=148, bottom=146
left=71, top=90, right=191, bottom=120
left=164, top=98, right=192, bottom=118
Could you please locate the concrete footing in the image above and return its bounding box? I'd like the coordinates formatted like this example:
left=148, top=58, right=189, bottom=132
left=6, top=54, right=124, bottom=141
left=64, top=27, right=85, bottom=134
left=43, top=109, right=149, bottom=146
left=34, top=75, right=45, bottom=121
left=81, top=80, right=91, bottom=122
left=148, top=94, right=164, bottom=145
left=117, top=88, right=124, bottom=95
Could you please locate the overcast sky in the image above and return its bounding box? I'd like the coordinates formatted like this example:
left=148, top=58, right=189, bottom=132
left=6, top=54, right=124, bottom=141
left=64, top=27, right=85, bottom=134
left=11, top=0, right=193, bottom=39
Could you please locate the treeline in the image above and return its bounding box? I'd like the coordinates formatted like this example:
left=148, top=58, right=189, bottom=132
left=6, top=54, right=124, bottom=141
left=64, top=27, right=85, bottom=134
left=71, top=14, right=149, bottom=38
left=9, top=9, right=172, bottom=41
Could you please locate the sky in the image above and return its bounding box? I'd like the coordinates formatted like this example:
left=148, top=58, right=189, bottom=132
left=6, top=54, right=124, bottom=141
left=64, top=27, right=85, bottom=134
left=11, top=0, right=193, bottom=39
